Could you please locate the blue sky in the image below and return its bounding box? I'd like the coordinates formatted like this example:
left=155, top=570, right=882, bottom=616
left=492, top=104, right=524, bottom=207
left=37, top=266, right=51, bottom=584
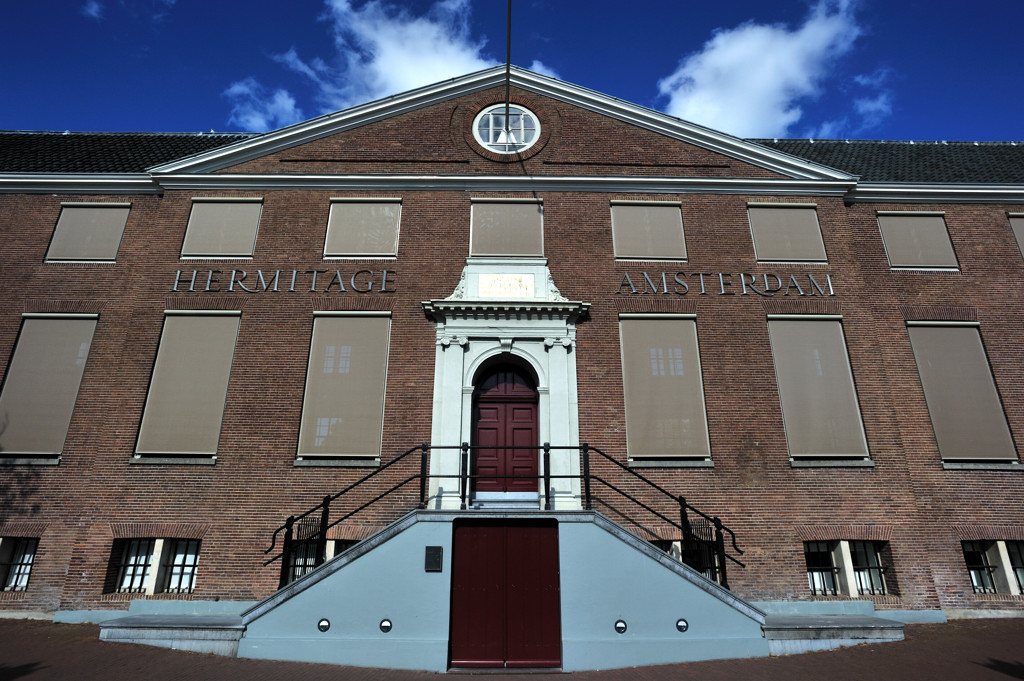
left=3, top=0, right=1021, bottom=141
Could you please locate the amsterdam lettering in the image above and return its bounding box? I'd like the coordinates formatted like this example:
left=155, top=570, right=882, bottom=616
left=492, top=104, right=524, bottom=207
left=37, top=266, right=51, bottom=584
left=616, top=271, right=835, bottom=296
left=173, top=269, right=396, bottom=293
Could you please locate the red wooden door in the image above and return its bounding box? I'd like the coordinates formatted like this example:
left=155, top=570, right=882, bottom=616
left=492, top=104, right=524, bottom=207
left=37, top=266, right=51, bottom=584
left=449, top=520, right=561, bottom=668
left=473, top=366, right=538, bottom=493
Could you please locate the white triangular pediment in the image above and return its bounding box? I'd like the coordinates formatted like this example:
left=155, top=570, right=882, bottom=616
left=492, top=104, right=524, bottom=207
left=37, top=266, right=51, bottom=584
left=148, top=66, right=854, bottom=182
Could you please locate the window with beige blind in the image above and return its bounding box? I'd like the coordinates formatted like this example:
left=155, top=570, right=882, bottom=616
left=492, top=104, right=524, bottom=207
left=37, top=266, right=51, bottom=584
left=46, top=204, right=130, bottom=261
left=906, top=323, right=1016, bottom=461
left=876, top=213, right=958, bottom=268
left=1009, top=215, right=1024, bottom=260
left=0, top=315, right=97, bottom=459
left=611, top=202, right=686, bottom=259
left=297, top=314, right=391, bottom=462
left=747, top=205, right=827, bottom=262
left=470, top=200, right=543, bottom=257
left=619, top=316, right=710, bottom=460
left=325, top=199, right=401, bottom=257
left=180, top=199, right=262, bottom=257
left=767, top=317, right=869, bottom=459
left=135, top=313, right=240, bottom=459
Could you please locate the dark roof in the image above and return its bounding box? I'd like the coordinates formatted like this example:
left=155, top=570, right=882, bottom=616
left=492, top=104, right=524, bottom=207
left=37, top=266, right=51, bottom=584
left=1, top=130, right=1022, bottom=183
left=0, top=131, right=256, bottom=173
left=753, top=139, right=1024, bottom=183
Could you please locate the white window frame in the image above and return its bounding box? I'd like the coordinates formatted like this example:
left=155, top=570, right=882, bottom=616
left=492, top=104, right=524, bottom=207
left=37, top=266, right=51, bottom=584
left=113, top=538, right=201, bottom=595
left=962, top=540, right=1023, bottom=596
left=0, top=537, right=39, bottom=592
left=804, top=539, right=890, bottom=598
left=472, top=104, right=541, bottom=154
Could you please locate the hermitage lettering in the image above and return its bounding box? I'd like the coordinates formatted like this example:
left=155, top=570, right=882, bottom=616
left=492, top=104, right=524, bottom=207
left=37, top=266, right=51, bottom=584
left=173, top=269, right=397, bottom=293
left=616, top=271, right=836, bottom=296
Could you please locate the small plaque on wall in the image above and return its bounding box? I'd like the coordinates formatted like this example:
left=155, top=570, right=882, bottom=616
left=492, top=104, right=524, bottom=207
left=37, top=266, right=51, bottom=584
left=425, top=546, right=443, bottom=572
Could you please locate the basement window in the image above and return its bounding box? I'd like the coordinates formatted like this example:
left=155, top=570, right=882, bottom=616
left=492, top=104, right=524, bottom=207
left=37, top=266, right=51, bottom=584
left=107, top=538, right=201, bottom=595
left=0, top=537, right=39, bottom=592
left=804, top=540, right=890, bottom=597
left=961, top=540, right=1024, bottom=595
left=286, top=539, right=358, bottom=585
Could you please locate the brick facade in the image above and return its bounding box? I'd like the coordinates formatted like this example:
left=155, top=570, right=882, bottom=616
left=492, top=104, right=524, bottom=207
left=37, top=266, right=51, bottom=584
left=1, top=71, right=1022, bottom=615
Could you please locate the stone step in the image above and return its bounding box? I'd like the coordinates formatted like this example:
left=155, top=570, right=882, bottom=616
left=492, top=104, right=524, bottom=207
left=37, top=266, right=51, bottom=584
left=99, top=614, right=245, bottom=656
left=763, top=614, right=905, bottom=655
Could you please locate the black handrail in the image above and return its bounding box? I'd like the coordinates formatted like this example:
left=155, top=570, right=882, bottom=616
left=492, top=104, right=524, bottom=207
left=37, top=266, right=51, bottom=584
left=263, top=442, right=744, bottom=589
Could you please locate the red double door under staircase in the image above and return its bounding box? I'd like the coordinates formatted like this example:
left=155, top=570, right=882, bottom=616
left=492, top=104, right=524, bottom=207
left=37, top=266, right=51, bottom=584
left=448, top=520, right=561, bottom=669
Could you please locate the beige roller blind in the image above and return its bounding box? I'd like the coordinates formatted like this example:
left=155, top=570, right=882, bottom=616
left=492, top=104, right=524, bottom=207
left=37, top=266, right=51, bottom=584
left=748, top=206, right=827, bottom=262
left=181, top=201, right=262, bottom=257
left=768, top=319, right=868, bottom=457
left=907, top=325, right=1016, bottom=460
left=298, top=315, right=391, bottom=458
left=325, top=202, right=401, bottom=256
left=877, top=214, right=958, bottom=268
left=47, top=205, right=130, bottom=261
left=0, top=317, right=97, bottom=455
left=136, top=314, right=240, bottom=456
left=619, top=318, right=710, bottom=458
left=1009, top=217, right=1024, bottom=259
left=470, top=202, right=543, bottom=256
left=611, top=204, right=686, bottom=259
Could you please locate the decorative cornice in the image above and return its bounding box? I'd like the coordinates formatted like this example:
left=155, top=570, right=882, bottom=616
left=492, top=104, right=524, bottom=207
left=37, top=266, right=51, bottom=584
left=422, top=298, right=590, bottom=323
left=150, top=172, right=857, bottom=196
left=0, top=173, right=158, bottom=194
left=849, top=182, right=1024, bottom=204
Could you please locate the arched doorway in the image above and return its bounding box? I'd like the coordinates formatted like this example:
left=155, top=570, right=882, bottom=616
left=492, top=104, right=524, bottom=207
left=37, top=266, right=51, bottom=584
left=472, top=362, right=539, bottom=495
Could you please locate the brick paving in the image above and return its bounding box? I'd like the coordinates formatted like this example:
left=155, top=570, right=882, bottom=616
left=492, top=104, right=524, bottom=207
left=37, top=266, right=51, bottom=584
left=1, top=618, right=1023, bottom=681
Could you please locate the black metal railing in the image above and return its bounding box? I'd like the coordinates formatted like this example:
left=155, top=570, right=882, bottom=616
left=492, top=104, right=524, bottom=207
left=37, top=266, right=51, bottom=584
left=264, top=442, right=744, bottom=589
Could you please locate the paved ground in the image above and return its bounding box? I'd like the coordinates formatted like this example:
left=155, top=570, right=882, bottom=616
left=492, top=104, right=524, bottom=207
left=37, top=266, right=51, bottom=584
left=0, top=617, right=1023, bottom=680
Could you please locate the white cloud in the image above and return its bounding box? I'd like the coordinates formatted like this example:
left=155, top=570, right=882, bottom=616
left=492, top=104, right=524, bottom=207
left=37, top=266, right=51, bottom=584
left=311, top=0, right=497, bottom=110
left=657, top=0, right=861, bottom=138
left=224, top=77, right=305, bottom=133
left=81, top=1, right=103, bottom=19
left=224, top=0, right=500, bottom=132
left=855, top=92, right=892, bottom=128
left=528, top=59, right=560, bottom=79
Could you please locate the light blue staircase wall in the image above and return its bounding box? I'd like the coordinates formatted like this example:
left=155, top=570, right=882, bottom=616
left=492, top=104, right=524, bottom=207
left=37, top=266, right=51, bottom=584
left=238, top=515, right=454, bottom=672
left=558, top=516, right=769, bottom=670
left=238, top=511, right=770, bottom=671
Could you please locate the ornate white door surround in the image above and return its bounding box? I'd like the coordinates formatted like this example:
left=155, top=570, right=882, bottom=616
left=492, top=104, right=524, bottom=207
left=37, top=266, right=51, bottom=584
left=422, top=258, right=589, bottom=510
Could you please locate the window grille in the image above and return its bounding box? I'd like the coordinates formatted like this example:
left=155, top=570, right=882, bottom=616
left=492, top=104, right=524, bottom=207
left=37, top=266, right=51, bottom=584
left=117, top=539, right=155, bottom=593
left=1, top=538, right=39, bottom=592
left=850, top=540, right=888, bottom=595
left=962, top=541, right=998, bottom=594
left=161, top=539, right=200, bottom=593
left=1005, top=541, right=1024, bottom=592
left=804, top=541, right=839, bottom=595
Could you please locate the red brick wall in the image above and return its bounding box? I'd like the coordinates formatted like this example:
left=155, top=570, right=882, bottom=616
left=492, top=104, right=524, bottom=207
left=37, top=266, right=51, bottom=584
left=1, top=94, right=1022, bottom=614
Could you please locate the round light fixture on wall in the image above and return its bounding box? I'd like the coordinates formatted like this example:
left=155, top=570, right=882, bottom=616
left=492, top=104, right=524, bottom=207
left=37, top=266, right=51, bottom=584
left=614, top=619, right=627, bottom=634
left=472, top=104, right=541, bottom=155
left=379, top=618, right=393, bottom=633
left=317, top=618, right=330, bottom=632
